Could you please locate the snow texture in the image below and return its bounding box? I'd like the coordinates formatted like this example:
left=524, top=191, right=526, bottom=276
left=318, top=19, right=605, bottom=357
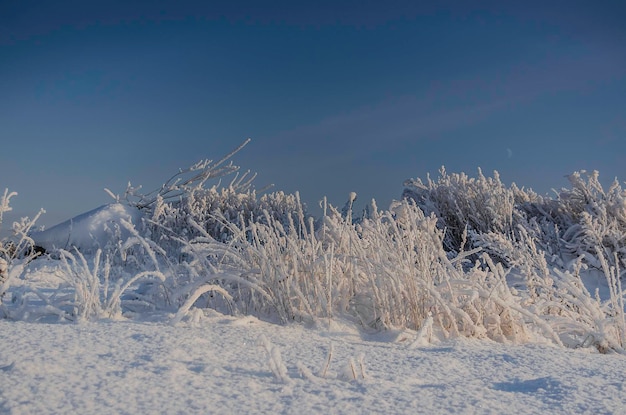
left=0, top=316, right=625, bottom=414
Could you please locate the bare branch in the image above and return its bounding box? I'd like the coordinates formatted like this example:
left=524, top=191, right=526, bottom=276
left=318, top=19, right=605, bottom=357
left=126, top=139, right=253, bottom=209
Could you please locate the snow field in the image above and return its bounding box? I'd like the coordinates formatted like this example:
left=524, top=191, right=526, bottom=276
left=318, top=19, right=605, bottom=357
left=1, top=315, right=625, bottom=414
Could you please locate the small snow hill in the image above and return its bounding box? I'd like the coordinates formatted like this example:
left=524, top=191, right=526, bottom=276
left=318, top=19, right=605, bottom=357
left=30, top=203, right=145, bottom=253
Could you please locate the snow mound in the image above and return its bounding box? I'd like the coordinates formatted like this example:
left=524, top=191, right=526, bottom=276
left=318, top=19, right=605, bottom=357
left=31, top=203, right=145, bottom=252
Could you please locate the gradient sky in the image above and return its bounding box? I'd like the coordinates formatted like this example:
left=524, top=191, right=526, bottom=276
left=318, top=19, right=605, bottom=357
left=1, top=1, right=625, bottom=228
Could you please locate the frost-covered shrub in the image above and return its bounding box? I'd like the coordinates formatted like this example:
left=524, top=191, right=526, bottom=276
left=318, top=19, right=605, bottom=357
left=165, top=193, right=318, bottom=323
left=113, top=138, right=311, bottom=256
left=403, top=168, right=626, bottom=275
left=556, top=171, right=626, bottom=271
left=0, top=189, right=43, bottom=300
left=515, top=254, right=626, bottom=353
left=507, top=171, right=626, bottom=276
left=350, top=199, right=529, bottom=341
left=145, top=188, right=309, bottom=252
left=167, top=195, right=533, bottom=343
left=132, top=148, right=534, bottom=338
left=402, top=167, right=522, bottom=253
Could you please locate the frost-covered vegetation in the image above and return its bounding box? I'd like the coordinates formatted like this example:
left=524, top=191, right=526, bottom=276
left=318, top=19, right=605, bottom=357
left=1, top=143, right=625, bottom=354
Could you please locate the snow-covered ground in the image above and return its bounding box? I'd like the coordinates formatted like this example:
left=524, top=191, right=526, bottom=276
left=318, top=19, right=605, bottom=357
left=0, top=315, right=625, bottom=414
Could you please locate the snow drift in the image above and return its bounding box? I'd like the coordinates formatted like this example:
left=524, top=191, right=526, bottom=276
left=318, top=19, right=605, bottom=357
left=30, top=203, right=144, bottom=253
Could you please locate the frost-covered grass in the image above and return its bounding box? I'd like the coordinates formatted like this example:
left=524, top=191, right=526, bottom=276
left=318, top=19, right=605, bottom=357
left=1, top=144, right=626, bottom=355
left=0, top=189, right=43, bottom=298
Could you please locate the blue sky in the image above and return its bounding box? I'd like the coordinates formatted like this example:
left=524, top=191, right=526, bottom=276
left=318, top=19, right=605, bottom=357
left=1, top=1, right=625, bottom=228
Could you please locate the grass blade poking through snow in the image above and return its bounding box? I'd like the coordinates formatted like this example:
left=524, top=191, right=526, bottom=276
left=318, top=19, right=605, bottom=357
left=171, top=284, right=233, bottom=325
left=260, top=334, right=290, bottom=384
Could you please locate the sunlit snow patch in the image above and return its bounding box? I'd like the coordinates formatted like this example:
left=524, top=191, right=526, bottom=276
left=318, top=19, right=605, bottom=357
left=31, top=203, right=145, bottom=253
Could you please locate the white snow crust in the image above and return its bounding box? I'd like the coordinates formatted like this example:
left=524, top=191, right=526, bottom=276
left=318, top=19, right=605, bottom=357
left=1, top=316, right=625, bottom=414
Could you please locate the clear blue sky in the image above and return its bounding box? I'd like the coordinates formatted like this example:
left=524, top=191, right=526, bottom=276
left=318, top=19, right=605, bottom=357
left=1, top=1, right=625, bottom=228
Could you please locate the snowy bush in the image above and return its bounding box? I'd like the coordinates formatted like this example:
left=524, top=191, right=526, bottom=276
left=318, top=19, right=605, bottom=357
left=556, top=171, right=626, bottom=272
left=145, top=188, right=308, bottom=251
left=0, top=189, right=43, bottom=301
left=402, top=168, right=626, bottom=351
left=403, top=168, right=626, bottom=274
left=402, top=167, right=527, bottom=255
left=163, top=195, right=533, bottom=343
